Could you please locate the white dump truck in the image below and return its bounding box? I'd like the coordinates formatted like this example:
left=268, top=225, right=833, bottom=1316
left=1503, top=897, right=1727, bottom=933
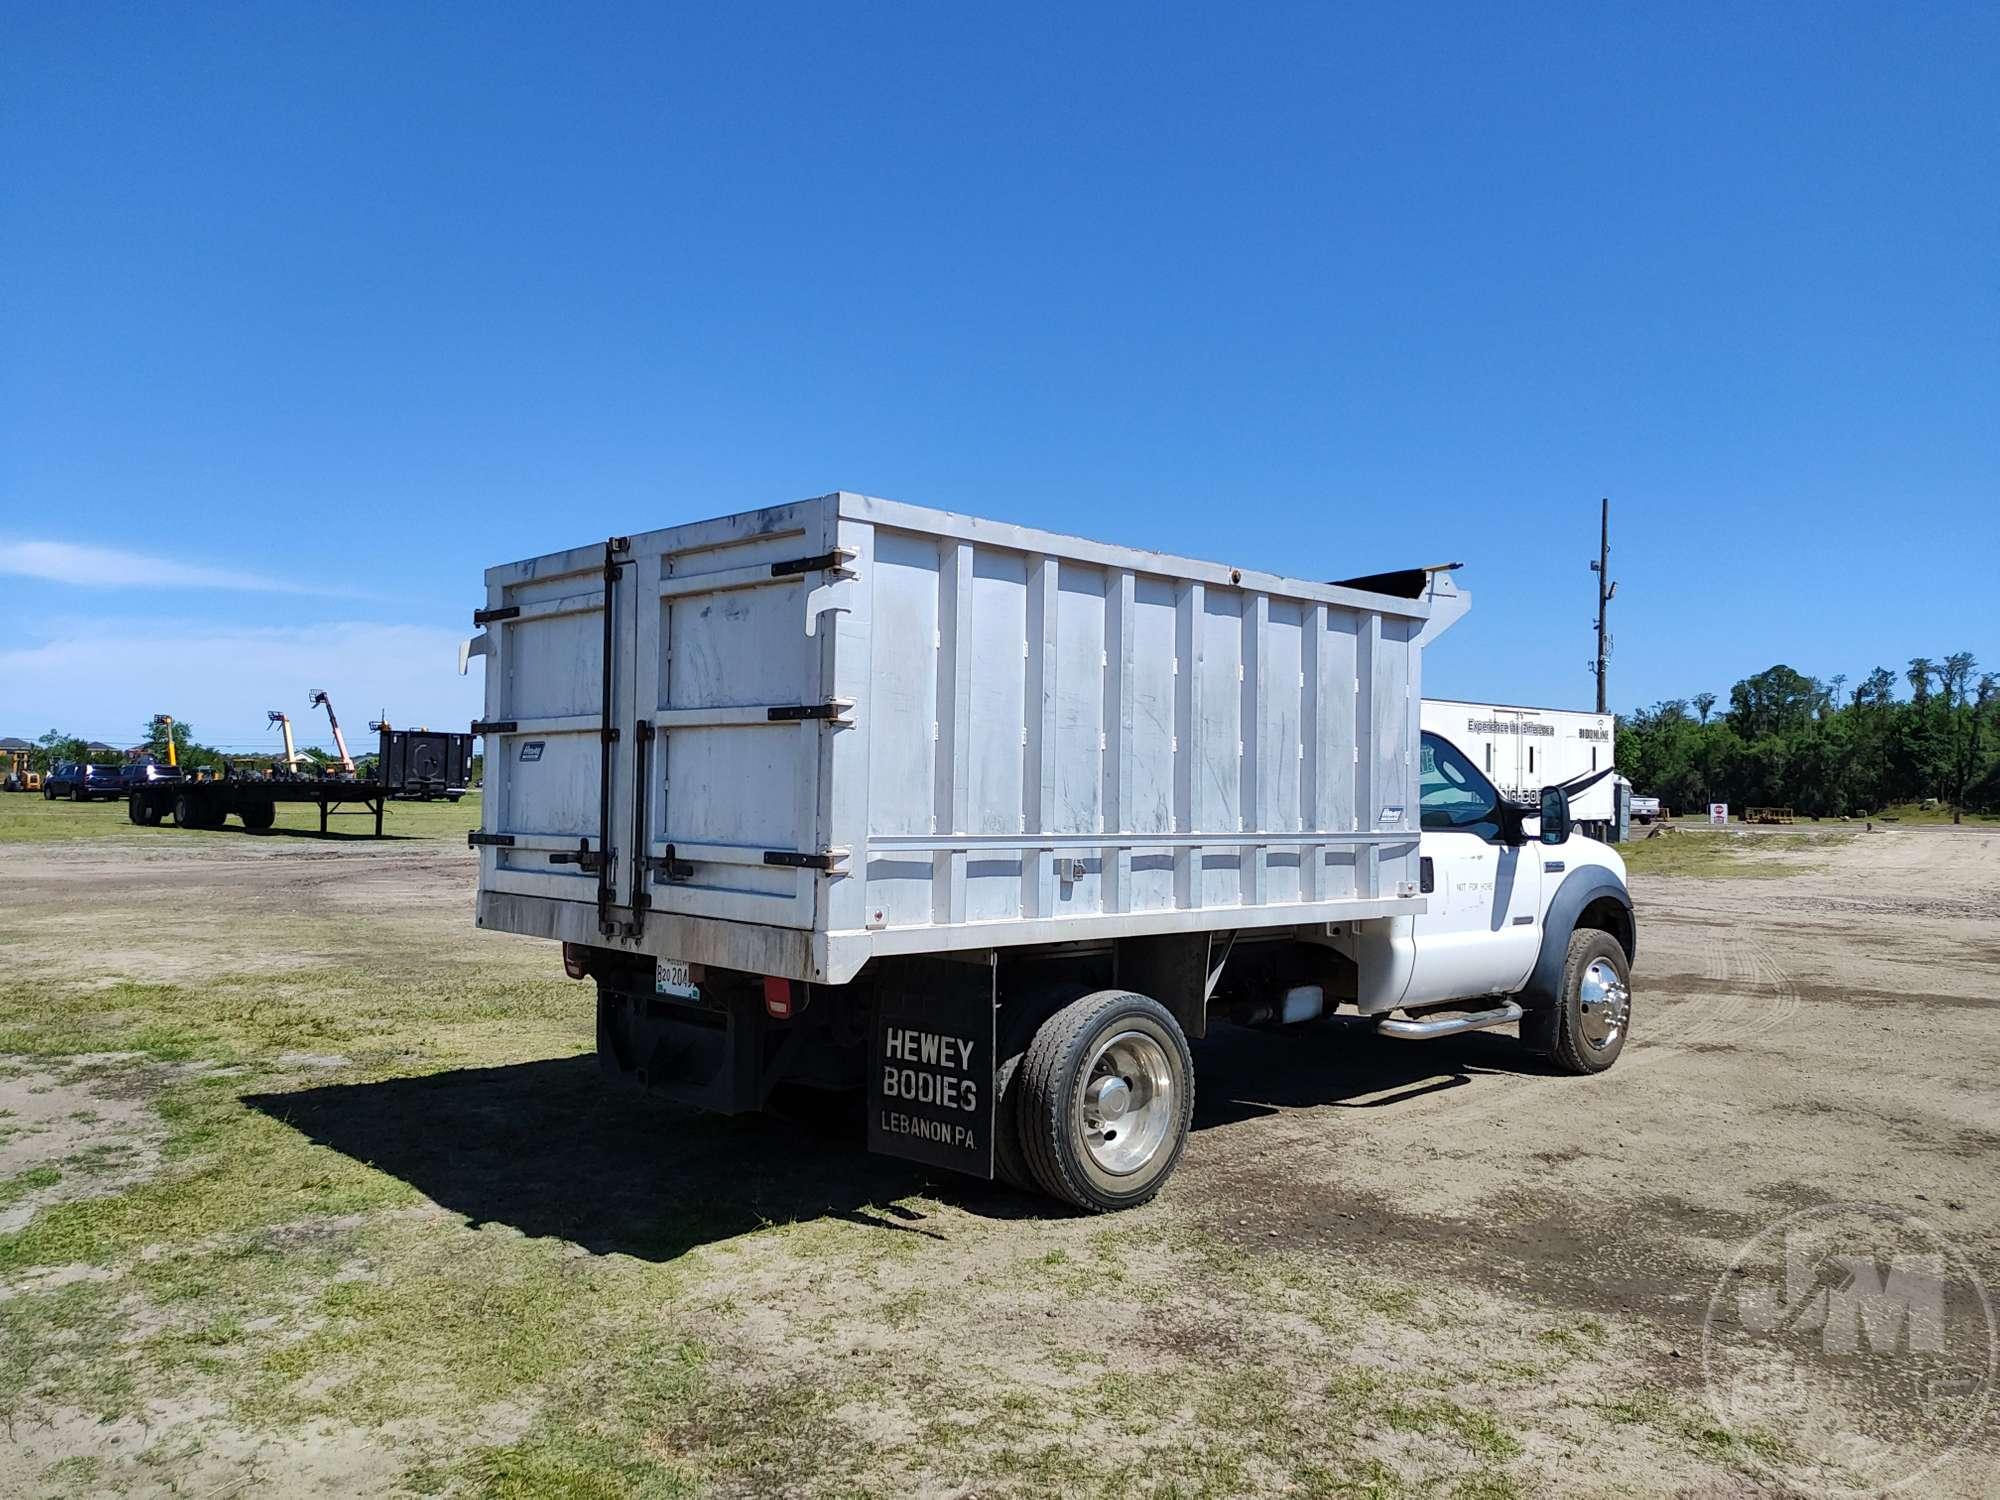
left=466, top=493, right=1635, bottom=1211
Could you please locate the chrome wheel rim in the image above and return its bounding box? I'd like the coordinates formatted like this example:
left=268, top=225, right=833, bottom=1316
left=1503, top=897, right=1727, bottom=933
left=1076, top=1028, right=1176, bottom=1178
left=1578, top=958, right=1630, bottom=1051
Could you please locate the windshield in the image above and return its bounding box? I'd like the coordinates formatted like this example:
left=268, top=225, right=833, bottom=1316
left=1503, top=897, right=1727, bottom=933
left=88, top=764, right=124, bottom=776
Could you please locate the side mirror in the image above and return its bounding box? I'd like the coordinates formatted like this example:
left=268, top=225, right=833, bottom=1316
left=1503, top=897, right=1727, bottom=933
left=1539, top=785, right=1573, bottom=845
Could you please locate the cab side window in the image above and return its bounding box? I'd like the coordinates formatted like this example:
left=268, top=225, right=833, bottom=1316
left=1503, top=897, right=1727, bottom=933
left=1420, top=732, right=1504, bottom=842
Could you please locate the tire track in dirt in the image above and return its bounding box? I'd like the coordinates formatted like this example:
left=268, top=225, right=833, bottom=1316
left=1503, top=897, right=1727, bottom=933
left=1644, top=937, right=1803, bottom=1050
left=1390, top=936, right=1805, bottom=1137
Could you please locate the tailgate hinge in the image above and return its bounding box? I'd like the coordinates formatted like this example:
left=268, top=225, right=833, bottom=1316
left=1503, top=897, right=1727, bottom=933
left=471, top=719, right=518, bottom=735
left=767, top=698, right=855, bottom=724
left=467, top=831, right=516, bottom=848
left=472, top=605, right=521, bottom=625
left=763, top=848, right=850, bottom=872
left=771, top=547, right=858, bottom=578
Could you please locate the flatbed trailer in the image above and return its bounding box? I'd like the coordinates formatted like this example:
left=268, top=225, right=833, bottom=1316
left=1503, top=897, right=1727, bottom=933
left=127, top=728, right=474, bottom=836
left=128, top=774, right=392, bottom=835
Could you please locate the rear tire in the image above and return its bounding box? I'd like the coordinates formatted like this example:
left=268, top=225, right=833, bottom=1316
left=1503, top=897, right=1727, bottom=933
left=991, top=1046, right=1033, bottom=1192
left=240, top=803, right=275, bottom=832
left=1522, top=928, right=1631, bottom=1074
left=1017, top=990, right=1194, bottom=1213
left=70, top=785, right=83, bottom=802
left=127, top=793, right=143, bottom=825
left=172, top=793, right=197, bottom=829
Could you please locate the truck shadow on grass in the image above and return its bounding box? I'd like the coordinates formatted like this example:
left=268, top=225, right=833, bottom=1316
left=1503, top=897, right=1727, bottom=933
left=247, top=1024, right=1553, bottom=1255
left=1192, top=1019, right=1557, bottom=1128
left=247, top=1058, right=968, bottom=1260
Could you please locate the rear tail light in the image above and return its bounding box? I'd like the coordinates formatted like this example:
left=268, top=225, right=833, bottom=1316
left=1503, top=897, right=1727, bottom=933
left=561, top=943, right=590, bottom=981
left=762, top=976, right=793, bottom=1019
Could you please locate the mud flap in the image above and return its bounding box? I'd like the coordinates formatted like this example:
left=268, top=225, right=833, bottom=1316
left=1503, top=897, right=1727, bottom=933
left=866, top=962, right=996, bottom=1180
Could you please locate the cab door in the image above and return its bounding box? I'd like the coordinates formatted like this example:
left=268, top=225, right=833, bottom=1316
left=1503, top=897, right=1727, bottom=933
left=1406, top=733, right=1543, bottom=1005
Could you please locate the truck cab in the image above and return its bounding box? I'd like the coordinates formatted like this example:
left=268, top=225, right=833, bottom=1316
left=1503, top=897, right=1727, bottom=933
left=1354, top=729, right=1633, bottom=1071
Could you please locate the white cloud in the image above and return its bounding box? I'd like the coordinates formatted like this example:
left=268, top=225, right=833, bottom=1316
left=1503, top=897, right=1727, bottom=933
left=0, top=539, right=370, bottom=597
left=0, top=619, right=483, bottom=750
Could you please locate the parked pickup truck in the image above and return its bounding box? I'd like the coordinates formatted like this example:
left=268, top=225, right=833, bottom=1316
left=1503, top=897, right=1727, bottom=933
left=121, top=761, right=182, bottom=793
left=466, top=494, right=1636, bottom=1212
left=1630, top=794, right=1663, bottom=824
left=43, top=762, right=128, bottom=801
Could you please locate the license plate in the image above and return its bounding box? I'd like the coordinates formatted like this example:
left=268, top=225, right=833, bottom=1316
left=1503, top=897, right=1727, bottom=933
left=655, top=959, right=699, bottom=999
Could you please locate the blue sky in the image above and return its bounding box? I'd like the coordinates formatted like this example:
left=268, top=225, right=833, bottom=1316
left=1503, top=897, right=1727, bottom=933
left=4, top=3, right=1995, bottom=751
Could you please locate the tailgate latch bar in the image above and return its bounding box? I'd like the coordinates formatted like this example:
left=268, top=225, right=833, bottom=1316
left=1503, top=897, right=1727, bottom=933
left=548, top=838, right=608, bottom=873
left=644, top=845, right=695, bottom=882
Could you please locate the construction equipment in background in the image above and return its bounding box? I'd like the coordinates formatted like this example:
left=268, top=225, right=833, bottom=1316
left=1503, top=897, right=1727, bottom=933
left=157, top=714, right=179, bottom=769
left=1745, top=806, right=1796, bottom=824
left=267, top=711, right=308, bottom=772
left=308, top=690, right=356, bottom=775
left=2, top=747, right=40, bottom=793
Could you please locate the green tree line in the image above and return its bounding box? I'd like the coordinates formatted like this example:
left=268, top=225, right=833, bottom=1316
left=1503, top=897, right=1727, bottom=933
left=1619, top=656, right=1999, bottom=821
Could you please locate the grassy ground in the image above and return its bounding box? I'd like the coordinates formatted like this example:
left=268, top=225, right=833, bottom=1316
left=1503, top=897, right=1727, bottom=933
left=2, top=814, right=1950, bottom=1496
left=1872, top=801, right=2000, bottom=825
left=1618, top=827, right=1851, bottom=878
left=0, top=929, right=1599, bottom=1498
left=0, top=789, right=480, bottom=844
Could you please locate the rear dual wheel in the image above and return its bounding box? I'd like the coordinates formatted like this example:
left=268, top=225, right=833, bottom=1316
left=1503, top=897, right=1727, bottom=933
left=1009, top=990, right=1194, bottom=1213
left=171, top=794, right=221, bottom=830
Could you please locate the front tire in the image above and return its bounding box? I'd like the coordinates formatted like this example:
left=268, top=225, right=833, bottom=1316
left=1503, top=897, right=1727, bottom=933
left=1017, top=990, right=1194, bottom=1213
left=1523, top=929, right=1631, bottom=1074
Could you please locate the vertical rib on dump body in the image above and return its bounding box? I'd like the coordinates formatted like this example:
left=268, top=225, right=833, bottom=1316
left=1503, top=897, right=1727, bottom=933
left=471, top=492, right=1450, bottom=984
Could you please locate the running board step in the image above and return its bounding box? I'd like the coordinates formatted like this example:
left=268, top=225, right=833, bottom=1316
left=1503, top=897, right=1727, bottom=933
left=1376, top=1001, right=1523, bottom=1040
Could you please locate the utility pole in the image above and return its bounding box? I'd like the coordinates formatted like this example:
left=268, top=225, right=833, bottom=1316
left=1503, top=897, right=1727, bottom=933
left=1589, top=498, right=1616, bottom=713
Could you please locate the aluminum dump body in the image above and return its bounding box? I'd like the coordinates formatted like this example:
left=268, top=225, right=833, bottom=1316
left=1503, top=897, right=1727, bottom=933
left=472, top=493, right=1455, bottom=983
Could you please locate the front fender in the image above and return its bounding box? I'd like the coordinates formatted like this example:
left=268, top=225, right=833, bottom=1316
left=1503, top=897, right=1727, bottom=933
left=1522, top=866, right=1634, bottom=1009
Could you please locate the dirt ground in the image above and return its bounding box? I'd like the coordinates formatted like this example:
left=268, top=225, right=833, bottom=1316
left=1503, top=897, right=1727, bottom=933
left=1, top=805, right=1995, bottom=1498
